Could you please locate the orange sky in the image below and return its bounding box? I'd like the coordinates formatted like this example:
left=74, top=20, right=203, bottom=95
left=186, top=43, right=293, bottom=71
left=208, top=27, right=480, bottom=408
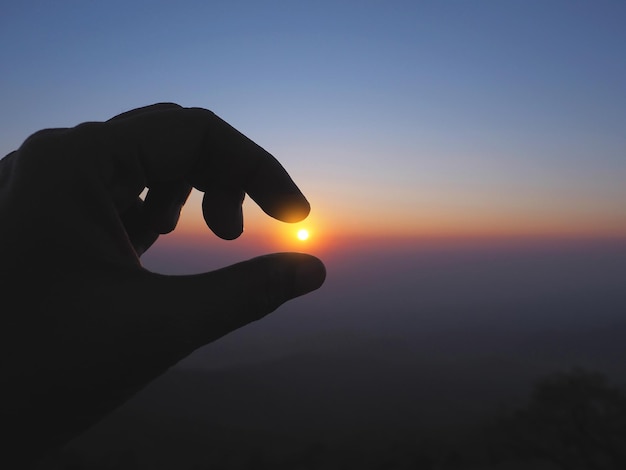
left=161, top=188, right=626, bottom=261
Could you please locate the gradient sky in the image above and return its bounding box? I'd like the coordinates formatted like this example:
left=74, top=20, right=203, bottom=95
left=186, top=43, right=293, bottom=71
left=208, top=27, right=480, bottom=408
left=2, top=1, right=625, bottom=253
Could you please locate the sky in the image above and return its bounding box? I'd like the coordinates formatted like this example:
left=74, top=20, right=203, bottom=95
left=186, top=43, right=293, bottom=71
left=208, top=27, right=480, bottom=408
left=2, top=0, right=625, bottom=256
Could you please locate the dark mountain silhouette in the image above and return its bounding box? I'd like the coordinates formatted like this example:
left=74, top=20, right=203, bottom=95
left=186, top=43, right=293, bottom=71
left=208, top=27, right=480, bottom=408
left=44, top=324, right=626, bottom=469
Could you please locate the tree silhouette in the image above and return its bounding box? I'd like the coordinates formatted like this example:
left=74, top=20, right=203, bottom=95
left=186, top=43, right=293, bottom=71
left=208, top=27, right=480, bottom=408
left=494, top=368, right=626, bottom=469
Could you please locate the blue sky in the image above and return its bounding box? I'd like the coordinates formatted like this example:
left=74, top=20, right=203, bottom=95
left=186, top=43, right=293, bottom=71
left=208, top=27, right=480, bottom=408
left=2, top=0, right=625, bottom=239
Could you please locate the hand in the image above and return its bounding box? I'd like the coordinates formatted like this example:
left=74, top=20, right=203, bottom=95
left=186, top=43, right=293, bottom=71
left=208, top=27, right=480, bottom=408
left=0, top=103, right=326, bottom=466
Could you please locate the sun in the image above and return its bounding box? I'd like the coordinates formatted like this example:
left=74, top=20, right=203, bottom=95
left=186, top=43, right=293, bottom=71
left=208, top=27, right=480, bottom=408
left=297, top=229, right=309, bottom=241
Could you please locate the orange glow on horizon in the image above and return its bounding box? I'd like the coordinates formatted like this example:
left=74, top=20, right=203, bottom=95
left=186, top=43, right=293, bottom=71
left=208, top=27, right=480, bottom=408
left=164, top=189, right=626, bottom=254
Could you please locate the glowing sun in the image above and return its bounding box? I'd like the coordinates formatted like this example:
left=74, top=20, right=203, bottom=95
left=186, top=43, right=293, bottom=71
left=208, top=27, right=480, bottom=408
left=297, top=229, right=309, bottom=241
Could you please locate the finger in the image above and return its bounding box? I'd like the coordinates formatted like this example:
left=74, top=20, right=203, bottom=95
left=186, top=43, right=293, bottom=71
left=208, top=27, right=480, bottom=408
left=143, top=181, right=192, bottom=234
left=187, top=112, right=310, bottom=223
left=139, top=253, right=326, bottom=354
left=202, top=186, right=245, bottom=239
left=119, top=198, right=159, bottom=256
left=87, top=106, right=310, bottom=223
left=106, top=102, right=182, bottom=122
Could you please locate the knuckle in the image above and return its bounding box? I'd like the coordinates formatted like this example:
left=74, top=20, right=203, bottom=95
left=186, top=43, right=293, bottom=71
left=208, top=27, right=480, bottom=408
left=17, top=128, right=70, bottom=173
left=21, top=128, right=67, bottom=154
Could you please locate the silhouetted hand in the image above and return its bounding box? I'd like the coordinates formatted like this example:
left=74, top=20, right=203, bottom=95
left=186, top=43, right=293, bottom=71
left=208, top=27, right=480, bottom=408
left=0, top=103, right=326, bottom=466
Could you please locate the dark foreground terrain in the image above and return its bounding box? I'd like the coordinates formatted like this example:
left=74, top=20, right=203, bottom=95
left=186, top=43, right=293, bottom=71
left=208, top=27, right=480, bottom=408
left=39, top=328, right=626, bottom=469
left=34, top=241, right=626, bottom=468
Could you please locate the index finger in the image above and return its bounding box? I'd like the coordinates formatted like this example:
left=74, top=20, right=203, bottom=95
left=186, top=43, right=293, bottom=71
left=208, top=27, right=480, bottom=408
left=94, top=104, right=310, bottom=226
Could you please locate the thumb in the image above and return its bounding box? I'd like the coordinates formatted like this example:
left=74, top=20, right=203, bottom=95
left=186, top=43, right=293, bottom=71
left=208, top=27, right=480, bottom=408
left=142, top=252, right=326, bottom=356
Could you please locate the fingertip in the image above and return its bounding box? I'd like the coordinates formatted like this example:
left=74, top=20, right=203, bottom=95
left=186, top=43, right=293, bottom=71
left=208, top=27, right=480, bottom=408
left=147, top=205, right=182, bottom=234
left=240, top=253, right=326, bottom=311
left=293, top=255, right=326, bottom=297
left=202, top=187, right=244, bottom=240
left=260, top=193, right=311, bottom=223
left=214, top=226, right=243, bottom=240
left=281, top=195, right=311, bottom=223
left=203, top=212, right=243, bottom=240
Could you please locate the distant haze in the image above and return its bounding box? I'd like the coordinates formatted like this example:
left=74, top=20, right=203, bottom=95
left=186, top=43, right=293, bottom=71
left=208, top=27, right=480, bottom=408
left=142, top=236, right=626, bottom=380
